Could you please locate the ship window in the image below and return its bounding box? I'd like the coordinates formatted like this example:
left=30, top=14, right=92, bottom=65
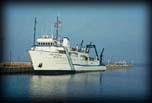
left=71, top=52, right=78, bottom=56
left=71, top=48, right=76, bottom=51
left=54, top=41, right=57, bottom=45
left=59, top=50, right=66, bottom=54
left=80, top=55, right=88, bottom=60
left=89, top=57, right=94, bottom=61
left=85, top=57, right=88, bottom=60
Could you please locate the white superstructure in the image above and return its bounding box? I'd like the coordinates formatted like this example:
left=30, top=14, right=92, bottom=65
left=28, top=17, right=106, bottom=72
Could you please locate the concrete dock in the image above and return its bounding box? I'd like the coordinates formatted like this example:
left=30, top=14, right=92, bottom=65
left=0, top=62, right=133, bottom=74
left=0, top=62, right=33, bottom=74
left=106, top=64, right=133, bottom=69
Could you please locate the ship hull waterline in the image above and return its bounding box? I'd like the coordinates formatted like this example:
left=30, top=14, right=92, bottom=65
left=32, top=67, right=106, bottom=75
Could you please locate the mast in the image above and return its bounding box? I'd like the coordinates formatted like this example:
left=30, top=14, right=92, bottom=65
left=55, top=16, right=62, bottom=40
left=33, top=17, right=37, bottom=47
left=51, top=23, right=53, bottom=39
left=56, top=16, right=59, bottom=40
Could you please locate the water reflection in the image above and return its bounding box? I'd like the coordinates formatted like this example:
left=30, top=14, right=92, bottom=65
left=2, top=66, right=149, bottom=101
left=29, top=72, right=103, bottom=99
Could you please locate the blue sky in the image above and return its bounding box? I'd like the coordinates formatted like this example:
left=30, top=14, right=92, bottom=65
left=3, top=3, right=148, bottom=64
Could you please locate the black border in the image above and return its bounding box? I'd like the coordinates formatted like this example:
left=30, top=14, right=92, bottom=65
left=0, top=0, right=151, bottom=103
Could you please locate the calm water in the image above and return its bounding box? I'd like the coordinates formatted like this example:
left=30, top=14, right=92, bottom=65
left=1, top=65, right=150, bottom=101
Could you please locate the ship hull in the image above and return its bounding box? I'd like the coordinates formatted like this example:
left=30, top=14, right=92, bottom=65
left=74, top=65, right=106, bottom=72
left=28, top=49, right=106, bottom=72
left=29, top=50, right=72, bottom=71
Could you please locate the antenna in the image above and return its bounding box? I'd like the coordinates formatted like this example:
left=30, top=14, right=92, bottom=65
left=33, top=17, right=37, bottom=47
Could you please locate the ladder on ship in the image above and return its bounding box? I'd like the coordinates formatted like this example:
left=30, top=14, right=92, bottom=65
left=64, top=47, right=75, bottom=71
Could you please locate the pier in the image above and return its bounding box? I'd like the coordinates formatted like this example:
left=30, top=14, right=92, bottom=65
left=106, top=64, right=133, bottom=69
left=0, top=62, right=133, bottom=74
left=0, top=62, right=33, bottom=74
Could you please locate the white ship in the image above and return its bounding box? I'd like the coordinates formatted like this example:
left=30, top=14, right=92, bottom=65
left=28, top=16, right=106, bottom=73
